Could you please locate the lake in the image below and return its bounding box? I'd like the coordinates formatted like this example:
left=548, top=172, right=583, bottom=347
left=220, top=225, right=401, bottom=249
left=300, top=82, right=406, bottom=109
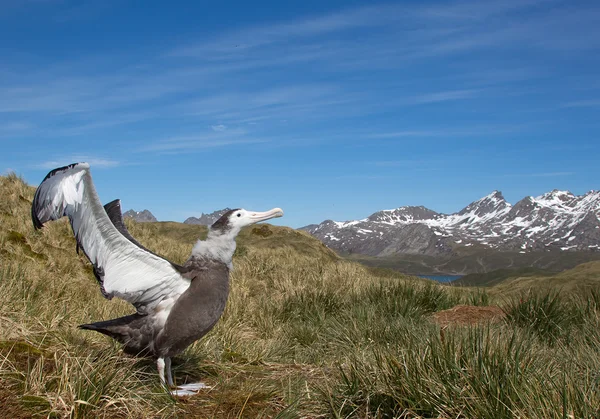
left=418, top=275, right=462, bottom=283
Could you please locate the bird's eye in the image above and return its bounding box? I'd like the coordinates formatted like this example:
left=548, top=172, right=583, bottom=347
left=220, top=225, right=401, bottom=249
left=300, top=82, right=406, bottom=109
left=237, top=213, right=241, bottom=217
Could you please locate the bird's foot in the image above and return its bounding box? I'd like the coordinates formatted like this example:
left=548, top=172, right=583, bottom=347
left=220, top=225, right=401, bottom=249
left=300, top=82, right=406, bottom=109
left=170, top=382, right=211, bottom=397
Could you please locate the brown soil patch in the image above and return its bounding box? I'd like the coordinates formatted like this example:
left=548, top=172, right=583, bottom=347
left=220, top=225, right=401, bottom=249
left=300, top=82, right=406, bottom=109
left=431, top=305, right=506, bottom=326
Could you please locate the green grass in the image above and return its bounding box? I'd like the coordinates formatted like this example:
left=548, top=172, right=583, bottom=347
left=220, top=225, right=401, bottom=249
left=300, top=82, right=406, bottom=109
left=491, top=261, right=600, bottom=296
left=346, top=249, right=600, bottom=276
left=452, top=267, right=556, bottom=287
left=2, top=172, right=600, bottom=418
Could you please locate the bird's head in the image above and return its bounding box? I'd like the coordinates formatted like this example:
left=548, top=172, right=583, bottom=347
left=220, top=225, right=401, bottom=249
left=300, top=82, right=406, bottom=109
left=193, top=207, right=283, bottom=266
left=209, top=208, right=284, bottom=238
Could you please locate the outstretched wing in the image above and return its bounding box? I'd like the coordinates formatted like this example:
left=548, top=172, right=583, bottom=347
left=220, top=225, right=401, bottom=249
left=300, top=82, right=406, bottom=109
left=32, top=163, right=190, bottom=314
left=103, top=199, right=185, bottom=271
left=103, top=199, right=155, bottom=253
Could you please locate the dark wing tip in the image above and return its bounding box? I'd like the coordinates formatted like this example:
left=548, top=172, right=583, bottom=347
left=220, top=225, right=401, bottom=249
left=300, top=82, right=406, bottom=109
left=40, top=162, right=86, bottom=183
left=31, top=162, right=88, bottom=230
left=104, top=199, right=123, bottom=220
left=31, top=205, right=44, bottom=230
left=78, top=323, right=94, bottom=330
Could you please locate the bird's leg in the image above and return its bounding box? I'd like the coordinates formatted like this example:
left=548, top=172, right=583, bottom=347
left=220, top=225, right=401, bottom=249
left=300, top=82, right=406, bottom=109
left=171, top=382, right=211, bottom=396
left=160, top=355, right=209, bottom=396
left=165, top=357, right=174, bottom=387
left=157, top=357, right=166, bottom=386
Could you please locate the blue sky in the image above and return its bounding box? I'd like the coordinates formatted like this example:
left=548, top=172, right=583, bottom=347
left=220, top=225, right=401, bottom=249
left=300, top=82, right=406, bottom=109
left=1, top=0, right=599, bottom=228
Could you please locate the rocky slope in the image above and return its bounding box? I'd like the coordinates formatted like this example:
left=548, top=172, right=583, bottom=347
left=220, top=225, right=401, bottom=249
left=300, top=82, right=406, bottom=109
left=184, top=208, right=231, bottom=225
left=301, top=190, right=600, bottom=257
left=123, top=209, right=157, bottom=223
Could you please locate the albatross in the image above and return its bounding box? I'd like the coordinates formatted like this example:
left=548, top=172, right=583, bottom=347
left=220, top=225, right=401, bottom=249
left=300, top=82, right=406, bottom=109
left=31, top=162, right=283, bottom=395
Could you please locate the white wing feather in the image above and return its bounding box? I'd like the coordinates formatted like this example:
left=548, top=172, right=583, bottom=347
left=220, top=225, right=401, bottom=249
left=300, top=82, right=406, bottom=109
left=32, top=163, right=190, bottom=314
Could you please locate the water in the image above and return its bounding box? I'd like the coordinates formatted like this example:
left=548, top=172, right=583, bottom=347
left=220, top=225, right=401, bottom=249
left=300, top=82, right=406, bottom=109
left=418, top=275, right=462, bottom=283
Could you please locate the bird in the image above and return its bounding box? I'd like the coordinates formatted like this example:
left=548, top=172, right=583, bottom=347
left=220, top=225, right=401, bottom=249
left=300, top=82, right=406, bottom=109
left=31, top=162, right=283, bottom=395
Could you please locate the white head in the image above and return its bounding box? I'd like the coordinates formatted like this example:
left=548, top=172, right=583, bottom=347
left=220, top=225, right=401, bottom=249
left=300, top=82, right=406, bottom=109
left=192, top=207, right=284, bottom=265
left=209, top=208, right=284, bottom=238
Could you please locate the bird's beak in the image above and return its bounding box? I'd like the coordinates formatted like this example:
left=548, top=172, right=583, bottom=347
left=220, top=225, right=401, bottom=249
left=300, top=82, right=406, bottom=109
left=248, top=208, right=284, bottom=224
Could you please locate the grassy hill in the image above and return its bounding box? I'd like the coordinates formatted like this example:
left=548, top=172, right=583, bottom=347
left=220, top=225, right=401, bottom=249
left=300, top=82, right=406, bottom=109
left=490, top=261, right=600, bottom=296
left=346, top=248, right=600, bottom=275
left=2, top=172, right=600, bottom=418
left=449, top=262, right=600, bottom=297
left=451, top=267, right=556, bottom=287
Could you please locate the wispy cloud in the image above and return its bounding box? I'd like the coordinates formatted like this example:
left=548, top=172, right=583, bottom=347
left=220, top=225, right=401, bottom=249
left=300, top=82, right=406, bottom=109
left=410, top=89, right=479, bottom=104
left=366, top=130, right=446, bottom=139
left=335, top=174, right=390, bottom=180
left=143, top=128, right=269, bottom=154
left=2, top=0, right=599, bottom=162
left=561, top=99, right=600, bottom=108
left=530, top=172, right=575, bottom=177
left=0, top=121, right=34, bottom=138
left=501, top=171, right=575, bottom=178
left=2, top=0, right=596, bottom=146
left=371, top=159, right=439, bottom=167
left=170, top=3, right=407, bottom=57
left=365, top=124, right=529, bottom=140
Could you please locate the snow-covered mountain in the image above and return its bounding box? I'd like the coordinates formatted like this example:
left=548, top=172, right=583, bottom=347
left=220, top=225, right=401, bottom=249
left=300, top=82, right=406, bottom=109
left=301, top=190, right=600, bottom=257
left=123, top=209, right=157, bottom=223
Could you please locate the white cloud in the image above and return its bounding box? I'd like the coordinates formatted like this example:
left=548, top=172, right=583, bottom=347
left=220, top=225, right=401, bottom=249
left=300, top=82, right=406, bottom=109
left=1, top=0, right=598, bottom=164
left=367, top=130, right=445, bottom=139
left=501, top=171, right=575, bottom=178
left=561, top=100, right=600, bottom=108
left=335, top=174, right=389, bottom=180
left=530, top=172, right=575, bottom=177
left=366, top=124, right=530, bottom=140
left=410, top=89, right=480, bottom=104
left=169, top=3, right=407, bottom=57
left=144, top=128, right=269, bottom=153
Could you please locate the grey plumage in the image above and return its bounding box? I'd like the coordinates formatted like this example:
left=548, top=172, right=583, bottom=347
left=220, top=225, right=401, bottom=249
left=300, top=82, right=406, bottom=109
left=79, top=256, right=229, bottom=358
left=157, top=257, right=229, bottom=357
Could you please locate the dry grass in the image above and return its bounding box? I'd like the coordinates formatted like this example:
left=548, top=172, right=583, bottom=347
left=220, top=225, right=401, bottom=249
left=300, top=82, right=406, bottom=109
left=1, top=172, right=600, bottom=418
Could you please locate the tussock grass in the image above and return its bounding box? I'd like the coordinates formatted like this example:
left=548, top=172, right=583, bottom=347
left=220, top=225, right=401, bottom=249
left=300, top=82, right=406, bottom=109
left=503, top=291, right=587, bottom=344
left=1, top=173, right=600, bottom=417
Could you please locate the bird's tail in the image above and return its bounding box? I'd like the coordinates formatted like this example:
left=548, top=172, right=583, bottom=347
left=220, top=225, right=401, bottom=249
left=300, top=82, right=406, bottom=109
left=79, top=313, right=151, bottom=355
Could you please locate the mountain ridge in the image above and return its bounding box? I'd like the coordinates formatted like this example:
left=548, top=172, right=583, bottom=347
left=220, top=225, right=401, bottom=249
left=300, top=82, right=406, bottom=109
left=301, top=189, right=600, bottom=258
left=123, top=209, right=157, bottom=223
left=184, top=208, right=231, bottom=225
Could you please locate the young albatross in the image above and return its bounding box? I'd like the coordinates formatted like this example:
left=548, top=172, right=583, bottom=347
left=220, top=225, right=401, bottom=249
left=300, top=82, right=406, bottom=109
left=31, top=162, right=283, bottom=395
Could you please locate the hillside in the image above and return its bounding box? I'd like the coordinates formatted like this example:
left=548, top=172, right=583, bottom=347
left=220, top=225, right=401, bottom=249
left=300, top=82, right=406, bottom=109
left=2, top=172, right=600, bottom=418
left=451, top=267, right=556, bottom=287
left=490, top=261, right=600, bottom=296
left=448, top=261, right=600, bottom=295
left=345, top=248, right=600, bottom=275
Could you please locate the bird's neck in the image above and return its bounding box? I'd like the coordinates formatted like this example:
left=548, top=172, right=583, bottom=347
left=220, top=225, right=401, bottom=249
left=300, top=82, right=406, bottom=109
left=191, top=232, right=237, bottom=269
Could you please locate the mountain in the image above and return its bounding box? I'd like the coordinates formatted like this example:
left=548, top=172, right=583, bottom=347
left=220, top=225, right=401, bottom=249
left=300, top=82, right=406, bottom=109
left=123, top=209, right=157, bottom=222
left=301, top=190, right=600, bottom=258
left=184, top=208, right=231, bottom=225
